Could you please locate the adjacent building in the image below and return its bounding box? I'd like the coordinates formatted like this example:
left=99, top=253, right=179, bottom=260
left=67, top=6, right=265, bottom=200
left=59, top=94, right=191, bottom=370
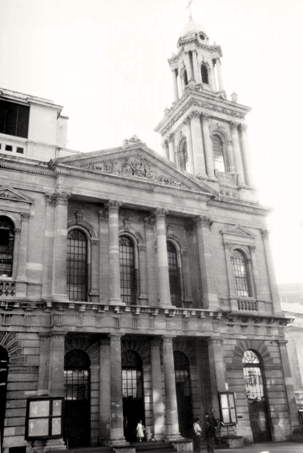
left=0, top=17, right=300, bottom=453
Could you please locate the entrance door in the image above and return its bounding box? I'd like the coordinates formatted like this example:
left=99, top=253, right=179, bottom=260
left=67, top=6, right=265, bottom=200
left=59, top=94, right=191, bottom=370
left=174, top=351, right=193, bottom=438
left=243, top=350, right=271, bottom=443
left=122, top=350, right=145, bottom=442
left=64, top=349, right=91, bottom=449
left=0, top=347, right=8, bottom=453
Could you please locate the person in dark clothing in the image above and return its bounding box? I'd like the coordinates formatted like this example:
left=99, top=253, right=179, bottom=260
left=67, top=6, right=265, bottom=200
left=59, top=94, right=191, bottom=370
left=192, top=417, right=202, bottom=452
left=204, top=412, right=217, bottom=453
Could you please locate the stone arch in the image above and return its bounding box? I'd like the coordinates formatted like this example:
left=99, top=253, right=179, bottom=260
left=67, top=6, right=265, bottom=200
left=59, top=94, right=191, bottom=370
left=119, top=228, right=143, bottom=246
left=68, top=217, right=98, bottom=241
left=65, top=335, right=99, bottom=365
left=122, top=339, right=150, bottom=365
left=0, top=332, right=24, bottom=364
left=232, top=339, right=273, bottom=366
left=173, top=340, right=196, bottom=366
left=0, top=212, right=21, bottom=230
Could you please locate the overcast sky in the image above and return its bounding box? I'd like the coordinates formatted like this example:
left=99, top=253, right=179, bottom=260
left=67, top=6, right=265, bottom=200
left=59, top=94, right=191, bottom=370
left=1, top=0, right=302, bottom=284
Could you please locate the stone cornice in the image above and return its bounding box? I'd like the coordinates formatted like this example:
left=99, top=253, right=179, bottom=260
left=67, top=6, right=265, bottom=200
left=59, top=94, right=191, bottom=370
left=208, top=197, right=270, bottom=217
left=223, top=311, right=293, bottom=326
left=168, top=39, right=222, bottom=64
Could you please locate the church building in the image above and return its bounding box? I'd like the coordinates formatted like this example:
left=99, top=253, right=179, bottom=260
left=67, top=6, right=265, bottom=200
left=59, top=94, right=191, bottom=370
left=0, top=16, right=300, bottom=453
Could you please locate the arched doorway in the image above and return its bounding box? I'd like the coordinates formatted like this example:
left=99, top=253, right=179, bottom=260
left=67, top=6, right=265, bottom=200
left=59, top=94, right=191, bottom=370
left=174, top=351, right=193, bottom=437
left=122, top=350, right=145, bottom=442
left=243, top=350, right=271, bottom=442
left=64, top=349, right=91, bottom=448
left=0, top=346, right=8, bottom=453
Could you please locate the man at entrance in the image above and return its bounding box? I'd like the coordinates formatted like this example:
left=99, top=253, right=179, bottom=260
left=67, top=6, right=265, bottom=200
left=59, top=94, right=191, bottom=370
left=204, top=412, right=217, bottom=453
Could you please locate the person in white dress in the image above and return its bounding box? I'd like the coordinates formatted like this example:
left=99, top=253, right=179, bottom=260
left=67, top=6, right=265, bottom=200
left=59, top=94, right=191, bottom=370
left=136, top=419, right=145, bottom=442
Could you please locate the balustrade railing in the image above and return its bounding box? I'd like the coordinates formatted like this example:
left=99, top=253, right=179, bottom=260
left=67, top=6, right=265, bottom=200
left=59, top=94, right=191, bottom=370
left=237, top=299, right=258, bottom=312
left=0, top=280, right=15, bottom=298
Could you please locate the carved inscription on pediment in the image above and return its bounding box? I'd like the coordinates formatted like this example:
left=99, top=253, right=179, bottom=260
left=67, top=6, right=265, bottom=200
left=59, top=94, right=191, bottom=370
left=80, top=154, right=182, bottom=187
left=0, top=189, right=20, bottom=201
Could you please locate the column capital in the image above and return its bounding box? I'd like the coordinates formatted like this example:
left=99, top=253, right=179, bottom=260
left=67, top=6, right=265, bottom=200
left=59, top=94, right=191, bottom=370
left=45, top=193, right=57, bottom=207
left=144, top=217, right=155, bottom=230
left=201, top=112, right=210, bottom=121
left=183, top=116, right=190, bottom=126
left=168, top=133, right=174, bottom=142
left=239, top=123, right=248, bottom=133
left=207, top=337, right=224, bottom=345
left=195, top=215, right=213, bottom=228
left=261, top=228, right=270, bottom=238
left=152, top=208, right=168, bottom=219
left=189, top=110, right=201, bottom=120
left=229, top=121, right=240, bottom=131
left=278, top=339, right=288, bottom=346
left=98, top=209, right=109, bottom=221
left=54, top=191, right=71, bottom=206
left=100, top=337, right=110, bottom=346
left=21, top=212, right=31, bottom=222
left=161, top=139, right=168, bottom=147
left=150, top=338, right=162, bottom=347
left=105, top=200, right=122, bottom=213
left=162, top=336, right=175, bottom=343
left=110, top=334, right=123, bottom=342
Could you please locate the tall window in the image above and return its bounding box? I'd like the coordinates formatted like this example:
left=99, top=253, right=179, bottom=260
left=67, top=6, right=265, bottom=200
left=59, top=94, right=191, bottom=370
left=242, top=350, right=264, bottom=401
left=122, top=350, right=143, bottom=398
left=201, top=64, right=209, bottom=84
left=67, top=229, right=88, bottom=301
left=119, top=236, right=136, bottom=304
left=212, top=134, right=225, bottom=172
left=0, top=217, right=14, bottom=277
left=184, top=69, right=188, bottom=86
left=174, top=351, right=193, bottom=437
left=231, top=249, right=250, bottom=297
left=167, top=241, right=182, bottom=307
left=0, top=100, right=30, bottom=138
left=64, top=350, right=90, bottom=401
left=179, top=139, right=188, bottom=170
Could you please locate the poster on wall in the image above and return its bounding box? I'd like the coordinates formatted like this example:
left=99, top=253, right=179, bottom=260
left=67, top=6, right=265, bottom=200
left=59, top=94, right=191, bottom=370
left=26, top=397, right=64, bottom=440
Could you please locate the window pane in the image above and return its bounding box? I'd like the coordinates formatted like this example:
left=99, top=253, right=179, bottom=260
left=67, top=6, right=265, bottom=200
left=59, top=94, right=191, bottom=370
left=67, top=230, right=87, bottom=301
left=0, top=217, right=14, bottom=277
left=231, top=250, right=250, bottom=297
left=119, top=236, right=136, bottom=304
left=212, top=135, right=225, bottom=172
left=167, top=242, right=182, bottom=307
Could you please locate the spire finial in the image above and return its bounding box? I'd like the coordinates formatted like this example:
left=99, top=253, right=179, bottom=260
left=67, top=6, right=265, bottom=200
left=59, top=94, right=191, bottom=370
left=186, top=0, right=194, bottom=21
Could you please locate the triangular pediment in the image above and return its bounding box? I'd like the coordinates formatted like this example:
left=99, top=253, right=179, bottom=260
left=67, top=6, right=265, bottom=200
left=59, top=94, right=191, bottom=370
left=0, top=186, right=33, bottom=204
left=221, top=224, right=254, bottom=238
left=49, top=141, right=217, bottom=196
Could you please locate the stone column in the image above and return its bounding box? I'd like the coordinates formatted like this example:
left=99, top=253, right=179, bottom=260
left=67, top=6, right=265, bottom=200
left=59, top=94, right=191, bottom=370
left=192, top=51, right=200, bottom=83
left=230, top=122, right=245, bottom=186
left=49, top=332, right=66, bottom=396
left=109, top=334, right=127, bottom=445
left=279, top=340, right=301, bottom=430
left=185, top=52, right=194, bottom=83
left=261, top=229, right=282, bottom=314
left=162, top=337, right=181, bottom=440
left=37, top=333, right=51, bottom=395
left=153, top=209, right=171, bottom=307
left=227, top=141, right=236, bottom=173
left=207, top=338, right=226, bottom=417
left=52, top=191, right=70, bottom=302
left=42, top=194, right=56, bottom=305
left=216, top=59, right=224, bottom=92
left=162, top=140, right=170, bottom=160
left=210, top=62, right=217, bottom=91
left=15, top=212, right=30, bottom=300
left=99, top=338, right=111, bottom=442
left=190, top=111, right=207, bottom=177
left=150, top=338, right=165, bottom=439
left=172, top=69, right=179, bottom=102
left=168, top=135, right=175, bottom=164
left=201, top=114, right=215, bottom=179
left=184, top=119, right=194, bottom=174
left=138, top=244, right=148, bottom=305
left=98, top=210, right=109, bottom=303
left=106, top=200, right=123, bottom=305
left=195, top=216, right=219, bottom=309
left=239, top=124, right=255, bottom=187
left=144, top=219, right=158, bottom=305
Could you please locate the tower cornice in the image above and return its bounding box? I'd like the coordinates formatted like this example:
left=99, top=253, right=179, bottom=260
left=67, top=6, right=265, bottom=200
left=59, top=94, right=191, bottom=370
left=168, top=39, right=222, bottom=66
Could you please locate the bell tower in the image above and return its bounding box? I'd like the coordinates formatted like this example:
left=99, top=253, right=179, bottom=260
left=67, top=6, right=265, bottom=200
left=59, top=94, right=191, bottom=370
left=155, top=18, right=256, bottom=202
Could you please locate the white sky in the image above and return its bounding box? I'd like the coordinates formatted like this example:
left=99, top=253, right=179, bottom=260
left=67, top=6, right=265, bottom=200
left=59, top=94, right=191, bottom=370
left=0, top=0, right=302, bottom=284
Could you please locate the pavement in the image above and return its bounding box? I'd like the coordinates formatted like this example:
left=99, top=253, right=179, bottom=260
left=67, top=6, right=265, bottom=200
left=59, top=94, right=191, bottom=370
left=205, top=441, right=303, bottom=452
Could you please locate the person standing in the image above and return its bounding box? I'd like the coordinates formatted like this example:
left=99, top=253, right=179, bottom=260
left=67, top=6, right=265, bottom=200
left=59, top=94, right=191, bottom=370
left=204, top=412, right=217, bottom=453
left=136, top=419, right=145, bottom=442
left=193, top=417, right=202, bottom=452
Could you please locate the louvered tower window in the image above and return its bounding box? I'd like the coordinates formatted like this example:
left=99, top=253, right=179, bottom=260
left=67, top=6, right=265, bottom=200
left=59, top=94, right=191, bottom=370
left=167, top=241, right=182, bottom=307
left=184, top=69, right=188, bottom=86
left=0, top=100, right=30, bottom=138
left=231, top=249, right=250, bottom=297
left=119, top=236, right=136, bottom=304
left=67, top=229, right=88, bottom=301
left=0, top=217, right=14, bottom=277
left=201, top=64, right=209, bottom=84
left=212, top=134, right=225, bottom=172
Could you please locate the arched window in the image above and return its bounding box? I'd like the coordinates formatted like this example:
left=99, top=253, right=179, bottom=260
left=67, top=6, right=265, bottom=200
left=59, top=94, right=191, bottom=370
left=67, top=229, right=88, bottom=301
left=212, top=134, right=226, bottom=172
left=174, top=351, right=193, bottom=437
left=119, top=236, right=136, bottom=304
left=0, top=217, right=15, bottom=277
left=122, top=350, right=143, bottom=399
left=184, top=69, right=188, bottom=86
left=201, top=64, right=209, bottom=84
left=179, top=139, right=188, bottom=170
left=242, top=350, right=264, bottom=401
left=167, top=241, right=182, bottom=307
left=231, top=249, right=250, bottom=297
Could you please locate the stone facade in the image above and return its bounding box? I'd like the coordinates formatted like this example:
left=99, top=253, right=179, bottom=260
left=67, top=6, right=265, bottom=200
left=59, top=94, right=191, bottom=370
left=0, top=18, right=300, bottom=453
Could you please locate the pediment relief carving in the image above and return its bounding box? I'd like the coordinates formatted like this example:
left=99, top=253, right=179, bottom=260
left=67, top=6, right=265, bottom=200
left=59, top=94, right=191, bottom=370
left=0, top=186, right=33, bottom=204
left=221, top=224, right=254, bottom=238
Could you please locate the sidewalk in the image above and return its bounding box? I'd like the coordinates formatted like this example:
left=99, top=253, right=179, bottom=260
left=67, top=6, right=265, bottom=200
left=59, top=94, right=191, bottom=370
left=208, top=441, right=303, bottom=452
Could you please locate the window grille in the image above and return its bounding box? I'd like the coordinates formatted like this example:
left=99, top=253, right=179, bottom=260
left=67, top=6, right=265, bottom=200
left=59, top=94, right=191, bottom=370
left=0, top=100, right=30, bottom=138
left=0, top=217, right=14, bottom=277
left=231, top=250, right=250, bottom=297
left=242, top=350, right=264, bottom=401
left=212, top=135, right=225, bottom=172
left=201, top=64, right=209, bottom=84
left=64, top=350, right=90, bottom=401
left=119, top=236, right=136, bottom=304
left=122, top=350, right=143, bottom=398
left=67, top=229, right=87, bottom=301
left=167, top=241, right=182, bottom=307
